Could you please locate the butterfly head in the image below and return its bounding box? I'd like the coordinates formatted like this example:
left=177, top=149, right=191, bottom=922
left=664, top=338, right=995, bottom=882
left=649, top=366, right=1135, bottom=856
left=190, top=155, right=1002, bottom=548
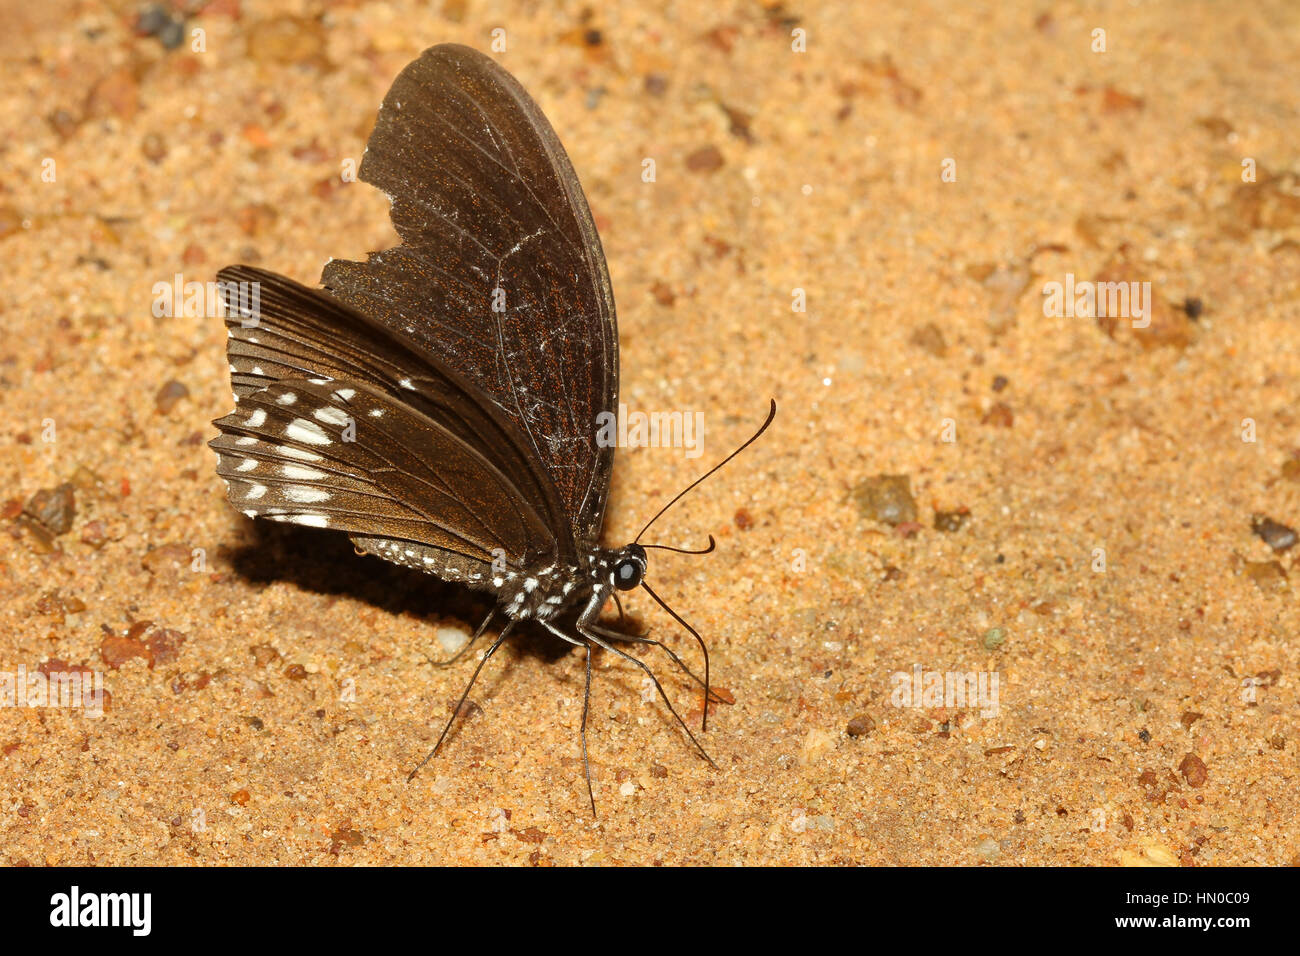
left=610, top=543, right=647, bottom=591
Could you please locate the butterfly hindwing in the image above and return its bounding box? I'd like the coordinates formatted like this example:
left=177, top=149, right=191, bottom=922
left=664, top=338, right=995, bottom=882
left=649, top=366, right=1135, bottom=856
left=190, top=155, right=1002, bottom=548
left=211, top=378, right=556, bottom=563
left=320, top=44, right=618, bottom=546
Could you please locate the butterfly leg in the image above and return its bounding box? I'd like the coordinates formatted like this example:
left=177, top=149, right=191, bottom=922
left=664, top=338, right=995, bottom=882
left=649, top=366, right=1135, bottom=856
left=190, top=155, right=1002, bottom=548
left=589, top=583, right=715, bottom=733
left=423, top=606, right=495, bottom=669
left=580, top=640, right=595, bottom=818
left=408, top=621, right=514, bottom=781
left=584, top=623, right=727, bottom=706
left=540, top=622, right=598, bottom=817
left=579, top=627, right=718, bottom=771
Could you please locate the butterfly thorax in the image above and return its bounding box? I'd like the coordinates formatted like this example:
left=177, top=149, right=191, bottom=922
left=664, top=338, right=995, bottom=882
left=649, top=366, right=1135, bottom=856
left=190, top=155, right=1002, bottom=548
left=491, top=544, right=645, bottom=623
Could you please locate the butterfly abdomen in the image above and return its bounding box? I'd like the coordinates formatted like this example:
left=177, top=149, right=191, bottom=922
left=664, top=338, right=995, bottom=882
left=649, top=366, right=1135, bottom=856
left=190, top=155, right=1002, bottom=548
left=350, top=530, right=589, bottom=622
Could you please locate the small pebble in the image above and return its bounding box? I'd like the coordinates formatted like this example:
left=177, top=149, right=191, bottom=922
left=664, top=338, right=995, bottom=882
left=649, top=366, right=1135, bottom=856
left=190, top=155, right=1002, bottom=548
left=982, top=627, right=1006, bottom=650
left=141, top=132, right=168, bottom=164
left=1241, top=559, right=1287, bottom=589
left=852, top=474, right=917, bottom=526
left=908, top=322, right=947, bottom=357
left=1179, top=753, right=1208, bottom=788
left=136, top=4, right=185, bottom=49
left=101, top=634, right=150, bottom=669
left=846, top=714, right=875, bottom=737
left=650, top=280, right=675, bottom=306
left=69, top=466, right=105, bottom=493
left=146, top=628, right=186, bottom=666
left=981, top=402, right=1014, bottom=427
left=47, top=108, right=81, bottom=140
left=24, top=484, right=76, bottom=535
left=685, top=145, right=725, bottom=173
left=1143, top=844, right=1178, bottom=866
left=1250, top=514, right=1297, bottom=552
left=155, top=379, right=189, bottom=414
left=933, top=509, right=969, bottom=532
left=141, top=543, right=192, bottom=575
left=436, top=626, right=470, bottom=654
left=798, top=728, right=837, bottom=765
left=250, top=644, right=279, bottom=667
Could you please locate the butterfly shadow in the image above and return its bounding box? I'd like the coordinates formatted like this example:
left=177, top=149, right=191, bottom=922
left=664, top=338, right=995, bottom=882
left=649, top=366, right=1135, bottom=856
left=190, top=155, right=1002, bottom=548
left=223, top=520, right=628, bottom=667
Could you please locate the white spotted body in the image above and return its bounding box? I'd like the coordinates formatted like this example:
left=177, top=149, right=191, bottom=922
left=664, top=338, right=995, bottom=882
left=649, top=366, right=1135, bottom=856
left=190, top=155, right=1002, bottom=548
left=347, top=534, right=635, bottom=624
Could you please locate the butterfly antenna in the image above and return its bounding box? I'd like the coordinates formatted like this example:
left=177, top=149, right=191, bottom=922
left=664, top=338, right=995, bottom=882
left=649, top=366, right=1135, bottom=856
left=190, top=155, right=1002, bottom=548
left=642, top=536, right=716, bottom=556
left=634, top=399, right=776, bottom=545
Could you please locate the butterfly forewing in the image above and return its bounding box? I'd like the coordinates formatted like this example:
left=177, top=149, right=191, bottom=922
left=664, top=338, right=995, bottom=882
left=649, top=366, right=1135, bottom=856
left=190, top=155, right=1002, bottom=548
left=320, top=44, right=618, bottom=548
left=217, top=265, right=573, bottom=555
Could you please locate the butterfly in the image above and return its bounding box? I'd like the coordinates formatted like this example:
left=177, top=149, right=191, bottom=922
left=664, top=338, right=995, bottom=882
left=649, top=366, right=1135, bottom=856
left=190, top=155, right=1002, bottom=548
left=210, top=43, right=774, bottom=813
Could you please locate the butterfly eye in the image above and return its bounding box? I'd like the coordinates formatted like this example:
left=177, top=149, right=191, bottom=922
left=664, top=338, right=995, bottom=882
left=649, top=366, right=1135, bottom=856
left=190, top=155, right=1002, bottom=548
left=613, top=558, right=643, bottom=591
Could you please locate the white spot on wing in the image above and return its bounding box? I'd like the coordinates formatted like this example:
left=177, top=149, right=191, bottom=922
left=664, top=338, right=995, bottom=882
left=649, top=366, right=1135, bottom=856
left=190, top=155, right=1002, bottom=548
left=282, top=464, right=326, bottom=480
left=313, top=407, right=350, bottom=426
left=286, top=419, right=331, bottom=445
left=284, top=486, right=331, bottom=503
left=276, top=445, right=323, bottom=462
left=274, top=514, right=329, bottom=528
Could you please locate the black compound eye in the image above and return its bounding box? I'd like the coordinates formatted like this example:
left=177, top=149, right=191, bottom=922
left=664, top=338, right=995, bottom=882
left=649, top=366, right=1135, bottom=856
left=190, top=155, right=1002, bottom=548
left=613, top=558, right=643, bottom=590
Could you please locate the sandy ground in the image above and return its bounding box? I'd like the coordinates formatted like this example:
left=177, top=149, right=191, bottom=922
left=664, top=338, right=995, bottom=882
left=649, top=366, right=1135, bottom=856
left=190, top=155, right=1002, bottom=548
left=1, top=0, right=1298, bottom=865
